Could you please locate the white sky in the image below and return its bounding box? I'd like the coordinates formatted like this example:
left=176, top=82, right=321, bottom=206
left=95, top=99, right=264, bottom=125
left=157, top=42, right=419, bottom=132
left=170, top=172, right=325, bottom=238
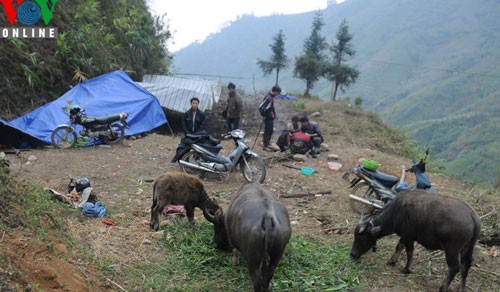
left=148, top=0, right=344, bottom=52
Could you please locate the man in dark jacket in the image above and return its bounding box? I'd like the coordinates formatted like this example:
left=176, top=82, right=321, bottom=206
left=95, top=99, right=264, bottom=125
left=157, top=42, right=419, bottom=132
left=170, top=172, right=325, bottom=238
left=261, top=86, right=281, bottom=152
left=171, top=97, right=206, bottom=162
left=299, top=116, right=323, bottom=153
left=182, top=97, right=206, bottom=135
left=225, top=82, right=243, bottom=130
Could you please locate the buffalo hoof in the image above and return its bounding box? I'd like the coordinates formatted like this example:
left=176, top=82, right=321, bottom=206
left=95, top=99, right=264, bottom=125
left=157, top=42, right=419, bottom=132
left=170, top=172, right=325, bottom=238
left=401, top=268, right=412, bottom=274
left=386, top=260, right=396, bottom=267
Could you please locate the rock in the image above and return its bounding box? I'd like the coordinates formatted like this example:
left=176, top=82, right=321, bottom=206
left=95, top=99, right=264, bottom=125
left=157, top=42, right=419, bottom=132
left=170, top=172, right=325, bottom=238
left=0, top=152, right=5, bottom=159
left=271, top=143, right=280, bottom=151
left=327, top=154, right=339, bottom=161
left=292, top=154, right=306, bottom=162
left=142, top=239, right=153, bottom=245
left=320, top=144, right=329, bottom=152
left=151, top=230, right=165, bottom=239
left=310, top=112, right=321, bottom=117
left=27, top=155, right=37, bottom=161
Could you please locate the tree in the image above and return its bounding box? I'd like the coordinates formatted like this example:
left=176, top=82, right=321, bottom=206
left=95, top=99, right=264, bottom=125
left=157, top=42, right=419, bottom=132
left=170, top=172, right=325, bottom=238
left=257, top=30, right=290, bottom=86
left=324, top=19, right=359, bottom=101
left=294, top=12, right=328, bottom=96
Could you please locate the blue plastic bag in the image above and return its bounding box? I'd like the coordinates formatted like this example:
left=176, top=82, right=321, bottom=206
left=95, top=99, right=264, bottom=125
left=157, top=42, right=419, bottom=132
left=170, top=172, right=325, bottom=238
left=82, top=201, right=106, bottom=217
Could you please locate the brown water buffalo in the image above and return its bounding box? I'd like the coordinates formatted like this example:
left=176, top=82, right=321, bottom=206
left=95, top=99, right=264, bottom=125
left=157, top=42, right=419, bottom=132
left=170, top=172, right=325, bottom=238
left=206, top=183, right=292, bottom=292
left=149, top=172, right=221, bottom=231
left=350, top=190, right=481, bottom=292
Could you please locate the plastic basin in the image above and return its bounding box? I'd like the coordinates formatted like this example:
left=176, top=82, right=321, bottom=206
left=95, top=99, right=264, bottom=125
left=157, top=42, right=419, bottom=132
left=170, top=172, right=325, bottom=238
left=301, top=167, right=315, bottom=175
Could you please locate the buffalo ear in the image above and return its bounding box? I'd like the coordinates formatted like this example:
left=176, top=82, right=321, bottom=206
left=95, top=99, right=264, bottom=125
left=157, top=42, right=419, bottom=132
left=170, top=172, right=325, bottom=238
left=370, top=226, right=382, bottom=236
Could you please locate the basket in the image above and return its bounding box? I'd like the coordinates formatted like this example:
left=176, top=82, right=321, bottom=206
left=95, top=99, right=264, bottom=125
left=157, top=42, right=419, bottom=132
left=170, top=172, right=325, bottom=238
left=361, top=158, right=380, bottom=171
left=301, top=167, right=315, bottom=175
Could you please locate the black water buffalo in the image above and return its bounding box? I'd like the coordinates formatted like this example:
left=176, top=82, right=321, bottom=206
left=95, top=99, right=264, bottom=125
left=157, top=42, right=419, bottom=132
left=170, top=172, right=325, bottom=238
left=149, top=172, right=221, bottom=231
left=350, top=190, right=481, bottom=292
left=206, top=183, right=292, bottom=292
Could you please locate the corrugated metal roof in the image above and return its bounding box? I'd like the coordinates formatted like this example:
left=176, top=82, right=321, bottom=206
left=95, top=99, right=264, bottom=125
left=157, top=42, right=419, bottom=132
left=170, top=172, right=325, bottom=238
left=138, top=75, right=221, bottom=113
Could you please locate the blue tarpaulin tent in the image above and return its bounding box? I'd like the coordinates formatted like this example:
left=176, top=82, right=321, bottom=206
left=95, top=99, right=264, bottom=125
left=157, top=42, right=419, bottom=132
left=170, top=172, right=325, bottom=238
left=7, top=70, right=167, bottom=145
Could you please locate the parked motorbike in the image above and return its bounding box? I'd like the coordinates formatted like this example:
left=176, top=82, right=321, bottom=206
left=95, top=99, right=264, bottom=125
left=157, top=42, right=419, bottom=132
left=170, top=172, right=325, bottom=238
left=177, top=129, right=267, bottom=183
left=348, top=148, right=433, bottom=215
left=51, top=105, right=129, bottom=148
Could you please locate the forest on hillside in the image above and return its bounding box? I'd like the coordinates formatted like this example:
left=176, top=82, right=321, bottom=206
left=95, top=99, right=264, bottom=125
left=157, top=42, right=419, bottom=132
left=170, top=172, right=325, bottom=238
left=0, top=0, right=172, bottom=120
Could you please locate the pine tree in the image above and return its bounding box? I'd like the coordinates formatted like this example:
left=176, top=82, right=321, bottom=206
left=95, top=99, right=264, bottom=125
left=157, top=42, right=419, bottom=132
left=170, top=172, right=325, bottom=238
left=257, top=30, right=290, bottom=86
left=293, top=12, right=328, bottom=96
left=324, top=19, right=359, bottom=101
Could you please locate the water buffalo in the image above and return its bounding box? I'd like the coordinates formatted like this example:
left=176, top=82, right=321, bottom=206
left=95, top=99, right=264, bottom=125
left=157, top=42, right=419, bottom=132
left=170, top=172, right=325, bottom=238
left=206, top=183, right=292, bottom=292
left=149, top=172, right=221, bottom=231
left=350, top=190, right=481, bottom=292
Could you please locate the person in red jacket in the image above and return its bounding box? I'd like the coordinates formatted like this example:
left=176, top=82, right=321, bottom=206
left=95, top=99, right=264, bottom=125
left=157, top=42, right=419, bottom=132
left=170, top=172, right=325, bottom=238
left=289, top=125, right=313, bottom=155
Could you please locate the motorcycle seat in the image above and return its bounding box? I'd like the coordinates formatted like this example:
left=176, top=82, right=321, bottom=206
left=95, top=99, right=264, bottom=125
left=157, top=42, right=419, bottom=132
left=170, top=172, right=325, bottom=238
left=361, top=167, right=400, bottom=188
left=86, top=114, right=121, bottom=125
left=199, top=143, right=223, bottom=154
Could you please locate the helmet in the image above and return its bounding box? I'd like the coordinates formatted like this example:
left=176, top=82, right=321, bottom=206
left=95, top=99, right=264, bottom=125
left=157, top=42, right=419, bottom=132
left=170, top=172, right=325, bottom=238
left=75, top=177, right=91, bottom=192
left=70, top=104, right=81, bottom=115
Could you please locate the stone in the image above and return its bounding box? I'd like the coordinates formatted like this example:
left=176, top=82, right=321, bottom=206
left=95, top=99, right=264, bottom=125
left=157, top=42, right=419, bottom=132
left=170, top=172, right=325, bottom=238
left=310, top=112, right=321, bottom=117
left=0, top=152, right=5, bottom=159
left=327, top=154, right=339, bottom=161
left=142, top=239, right=153, bottom=245
left=271, top=143, right=280, bottom=151
left=27, top=155, right=37, bottom=161
left=320, top=144, right=329, bottom=152
left=151, top=230, right=165, bottom=239
left=292, top=154, right=306, bottom=162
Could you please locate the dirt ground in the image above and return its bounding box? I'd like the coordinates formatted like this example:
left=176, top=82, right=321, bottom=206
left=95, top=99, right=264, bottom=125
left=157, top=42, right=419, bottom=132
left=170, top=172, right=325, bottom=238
left=2, top=98, right=499, bottom=291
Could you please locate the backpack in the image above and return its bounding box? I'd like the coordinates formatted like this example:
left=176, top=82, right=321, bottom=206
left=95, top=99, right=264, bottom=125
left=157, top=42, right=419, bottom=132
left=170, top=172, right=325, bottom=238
left=258, top=97, right=271, bottom=117
left=289, top=138, right=309, bottom=154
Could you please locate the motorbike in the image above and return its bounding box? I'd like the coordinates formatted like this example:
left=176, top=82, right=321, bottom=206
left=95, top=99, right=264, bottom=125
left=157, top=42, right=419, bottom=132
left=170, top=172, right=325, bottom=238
left=177, top=129, right=267, bottom=183
left=51, top=105, right=129, bottom=148
left=348, top=148, right=433, bottom=215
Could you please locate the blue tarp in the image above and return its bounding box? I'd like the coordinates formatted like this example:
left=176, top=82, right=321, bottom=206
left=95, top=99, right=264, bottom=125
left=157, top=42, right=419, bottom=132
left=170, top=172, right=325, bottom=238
left=8, top=70, right=167, bottom=145
left=0, top=117, right=45, bottom=147
left=276, top=92, right=298, bottom=101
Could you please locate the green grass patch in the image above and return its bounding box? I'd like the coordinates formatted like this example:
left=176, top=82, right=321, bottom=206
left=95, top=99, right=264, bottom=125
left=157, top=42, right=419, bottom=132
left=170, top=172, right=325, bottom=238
left=0, top=172, right=78, bottom=240
left=120, top=219, right=362, bottom=291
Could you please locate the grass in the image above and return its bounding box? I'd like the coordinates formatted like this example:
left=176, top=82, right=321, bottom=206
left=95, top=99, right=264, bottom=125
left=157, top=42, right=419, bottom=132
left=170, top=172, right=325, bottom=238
left=116, top=218, right=363, bottom=291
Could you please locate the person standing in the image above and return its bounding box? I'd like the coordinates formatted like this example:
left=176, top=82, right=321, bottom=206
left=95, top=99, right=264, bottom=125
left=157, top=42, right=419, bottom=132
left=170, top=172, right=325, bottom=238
left=260, top=86, right=281, bottom=152
left=172, top=97, right=206, bottom=162
left=183, top=97, right=206, bottom=135
left=225, top=82, right=243, bottom=130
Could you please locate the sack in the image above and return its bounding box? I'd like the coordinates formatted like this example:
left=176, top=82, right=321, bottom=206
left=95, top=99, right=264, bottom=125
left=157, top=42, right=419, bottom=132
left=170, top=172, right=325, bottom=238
left=258, top=98, right=271, bottom=117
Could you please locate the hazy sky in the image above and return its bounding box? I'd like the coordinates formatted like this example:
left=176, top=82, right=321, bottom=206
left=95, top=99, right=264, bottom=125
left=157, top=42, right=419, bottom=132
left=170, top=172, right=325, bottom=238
left=149, top=0, right=344, bottom=52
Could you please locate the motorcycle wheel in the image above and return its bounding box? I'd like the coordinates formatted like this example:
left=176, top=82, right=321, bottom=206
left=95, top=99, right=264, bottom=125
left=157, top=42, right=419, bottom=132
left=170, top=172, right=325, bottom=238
left=51, top=125, right=77, bottom=149
left=179, top=151, right=207, bottom=178
left=102, top=123, right=124, bottom=145
left=241, top=156, right=266, bottom=183
left=350, top=182, right=379, bottom=215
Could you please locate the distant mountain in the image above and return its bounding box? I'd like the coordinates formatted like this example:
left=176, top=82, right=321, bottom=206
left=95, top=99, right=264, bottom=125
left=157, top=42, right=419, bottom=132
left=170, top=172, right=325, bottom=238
left=174, top=0, right=500, bottom=184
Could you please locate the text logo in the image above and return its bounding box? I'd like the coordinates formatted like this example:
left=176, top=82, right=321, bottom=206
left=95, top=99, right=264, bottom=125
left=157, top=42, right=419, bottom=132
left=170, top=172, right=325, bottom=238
left=1, top=0, right=59, bottom=25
